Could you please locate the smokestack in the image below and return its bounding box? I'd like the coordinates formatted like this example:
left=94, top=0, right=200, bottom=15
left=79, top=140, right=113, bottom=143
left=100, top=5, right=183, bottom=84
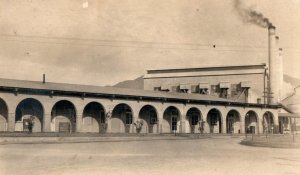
left=268, top=26, right=281, bottom=104
left=43, top=74, right=46, bottom=84
left=278, top=47, right=283, bottom=101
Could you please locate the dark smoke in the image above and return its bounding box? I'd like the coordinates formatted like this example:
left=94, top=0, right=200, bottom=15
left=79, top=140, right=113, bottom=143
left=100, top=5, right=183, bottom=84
left=234, top=0, right=273, bottom=28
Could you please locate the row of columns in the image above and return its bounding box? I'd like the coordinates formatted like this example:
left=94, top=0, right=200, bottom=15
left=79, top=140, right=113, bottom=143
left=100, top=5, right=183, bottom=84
left=1, top=93, right=279, bottom=134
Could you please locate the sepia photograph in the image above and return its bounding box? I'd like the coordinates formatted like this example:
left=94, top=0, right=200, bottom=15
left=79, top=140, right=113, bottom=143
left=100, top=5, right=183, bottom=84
left=0, top=0, right=299, bottom=174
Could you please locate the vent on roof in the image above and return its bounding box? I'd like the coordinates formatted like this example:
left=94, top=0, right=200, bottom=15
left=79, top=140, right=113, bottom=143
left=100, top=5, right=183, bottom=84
left=43, top=74, right=45, bottom=84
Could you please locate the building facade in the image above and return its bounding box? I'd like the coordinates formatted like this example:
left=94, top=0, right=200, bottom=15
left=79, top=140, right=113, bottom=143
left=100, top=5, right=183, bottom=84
left=144, top=64, right=267, bottom=104
left=0, top=77, right=287, bottom=135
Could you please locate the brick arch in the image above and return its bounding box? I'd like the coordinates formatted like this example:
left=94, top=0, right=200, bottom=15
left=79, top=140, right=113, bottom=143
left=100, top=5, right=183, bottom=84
left=15, top=98, right=44, bottom=132
left=138, top=104, right=159, bottom=133
left=226, top=109, right=241, bottom=134
left=110, top=103, right=133, bottom=133
left=51, top=100, right=77, bottom=133
left=162, top=106, right=181, bottom=133
left=186, top=107, right=202, bottom=133
left=82, top=101, right=106, bottom=133
left=207, top=108, right=222, bottom=133
left=0, top=98, right=8, bottom=131
left=245, top=110, right=259, bottom=134
left=262, top=111, right=275, bottom=134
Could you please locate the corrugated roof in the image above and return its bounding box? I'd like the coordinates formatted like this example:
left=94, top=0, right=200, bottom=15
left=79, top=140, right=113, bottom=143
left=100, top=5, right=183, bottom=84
left=0, top=78, right=234, bottom=102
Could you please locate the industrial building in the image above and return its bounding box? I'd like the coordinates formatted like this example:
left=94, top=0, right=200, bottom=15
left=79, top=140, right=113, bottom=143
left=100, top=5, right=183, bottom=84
left=0, top=26, right=297, bottom=135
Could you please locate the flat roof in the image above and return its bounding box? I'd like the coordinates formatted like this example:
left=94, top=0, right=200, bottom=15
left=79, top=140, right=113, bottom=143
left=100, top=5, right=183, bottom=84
left=147, top=64, right=266, bottom=74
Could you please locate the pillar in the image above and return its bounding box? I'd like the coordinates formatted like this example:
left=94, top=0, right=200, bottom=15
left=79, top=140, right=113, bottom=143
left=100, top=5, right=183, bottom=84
left=180, top=115, right=186, bottom=133
left=43, top=113, right=51, bottom=132
left=76, top=114, right=83, bottom=132
left=241, top=117, right=245, bottom=134
left=222, top=119, right=226, bottom=134
left=258, top=117, right=263, bottom=135
left=7, top=113, right=15, bottom=132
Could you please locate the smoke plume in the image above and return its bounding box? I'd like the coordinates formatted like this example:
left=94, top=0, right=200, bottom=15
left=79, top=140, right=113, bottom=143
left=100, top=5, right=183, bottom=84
left=234, top=0, right=273, bottom=28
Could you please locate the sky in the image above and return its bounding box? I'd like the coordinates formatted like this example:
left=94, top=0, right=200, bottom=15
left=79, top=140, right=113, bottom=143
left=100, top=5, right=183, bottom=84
left=0, top=0, right=299, bottom=86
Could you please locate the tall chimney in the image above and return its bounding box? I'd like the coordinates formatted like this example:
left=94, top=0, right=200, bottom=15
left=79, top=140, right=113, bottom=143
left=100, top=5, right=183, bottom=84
left=268, top=26, right=280, bottom=104
left=278, top=47, right=283, bottom=101
left=43, top=74, right=46, bottom=84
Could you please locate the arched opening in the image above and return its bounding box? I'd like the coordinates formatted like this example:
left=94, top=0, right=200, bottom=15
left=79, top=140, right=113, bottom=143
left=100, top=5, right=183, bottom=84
left=51, top=100, right=76, bottom=133
left=226, top=110, right=241, bottom=134
left=207, top=108, right=222, bottom=133
left=245, top=111, right=258, bottom=134
left=263, top=111, right=274, bottom=134
left=111, top=103, right=133, bottom=133
left=138, top=105, right=158, bottom=133
left=82, top=102, right=105, bottom=133
left=0, top=98, right=8, bottom=132
left=186, top=107, right=202, bottom=133
left=15, top=98, right=44, bottom=132
left=163, top=106, right=180, bottom=133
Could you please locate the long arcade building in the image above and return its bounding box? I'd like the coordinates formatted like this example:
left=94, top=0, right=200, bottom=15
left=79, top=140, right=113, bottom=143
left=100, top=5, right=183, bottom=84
left=0, top=78, right=285, bottom=134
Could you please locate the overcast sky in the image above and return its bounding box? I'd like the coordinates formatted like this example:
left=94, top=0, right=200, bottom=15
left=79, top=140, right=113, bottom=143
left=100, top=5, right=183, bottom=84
left=0, top=0, right=299, bottom=86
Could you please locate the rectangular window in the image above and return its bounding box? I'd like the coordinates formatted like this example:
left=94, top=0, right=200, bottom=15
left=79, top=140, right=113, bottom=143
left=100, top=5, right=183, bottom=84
left=211, top=85, right=218, bottom=95
left=199, top=88, right=209, bottom=95
left=154, top=87, right=161, bottom=91
left=220, top=88, right=228, bottom=98
left=231, top=84, right=239, bottom=97
left=125, top=112, right=132, bottom=124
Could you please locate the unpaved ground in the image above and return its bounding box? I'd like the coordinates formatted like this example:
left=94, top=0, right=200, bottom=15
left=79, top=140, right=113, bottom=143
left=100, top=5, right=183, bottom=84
left=0, top=137, right=299, bottom=175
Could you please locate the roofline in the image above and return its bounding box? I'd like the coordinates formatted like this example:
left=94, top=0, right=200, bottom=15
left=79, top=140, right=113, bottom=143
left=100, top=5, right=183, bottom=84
left=147, top=64, right=267, bottom=74
left=0, top=85, right=280, bottom=109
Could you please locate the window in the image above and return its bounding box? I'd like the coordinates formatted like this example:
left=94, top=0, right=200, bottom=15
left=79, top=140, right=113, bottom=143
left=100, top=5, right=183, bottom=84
left=179, top=84, right=189, bottom=93
left=231, top=84, right=239, bottom=96
left=220, top=88, right=228, bottom=98
left=199, top=82, right=209, bottom=94
left=210, top=85, right=218, bottom=95
left=154, top=87, right=161, bottom=91
left=200, top=88, right=209, bottom=95
left=125, top=112, right=132, bottom=124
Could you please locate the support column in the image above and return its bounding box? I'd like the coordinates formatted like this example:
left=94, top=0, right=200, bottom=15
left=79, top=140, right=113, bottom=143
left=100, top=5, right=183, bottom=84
left=258, top=118, right=263, bottom=135
left=76, top=114, right=83, bottom=133
left=180, top=115, right=186, bottom=133
left=7, top=113, right=15, bottom=132
left=43, top=113, right=51, bottom=132
left=241, top=118, right=245, bottom=134
left=222, top=119, right=226, bottom=134
left=131, top=116, right=136, bottom=133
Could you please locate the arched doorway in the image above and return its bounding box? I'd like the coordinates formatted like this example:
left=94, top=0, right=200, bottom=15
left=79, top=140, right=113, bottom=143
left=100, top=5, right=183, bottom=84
left=186, top=107, right=201, bottom=133
left=15, top=98, right=44, bottom=132
left=207, top=108, right=222, bottom=133
left=111, top=103, right=133, bottom=133
left=163, top=106, right=180, bottom=133
left=0, top=98, right=8, bottom=131
left=245, top=111, right=258, bottom=134
left=263, top=111, right=274, bottom=134
left=82, top=102, right=105, bottom=133
left=138, top=105, right=158, bottom=133
left=51, top=100, right=76, bottom=133
left=226, top=110, right=241, bottom=134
